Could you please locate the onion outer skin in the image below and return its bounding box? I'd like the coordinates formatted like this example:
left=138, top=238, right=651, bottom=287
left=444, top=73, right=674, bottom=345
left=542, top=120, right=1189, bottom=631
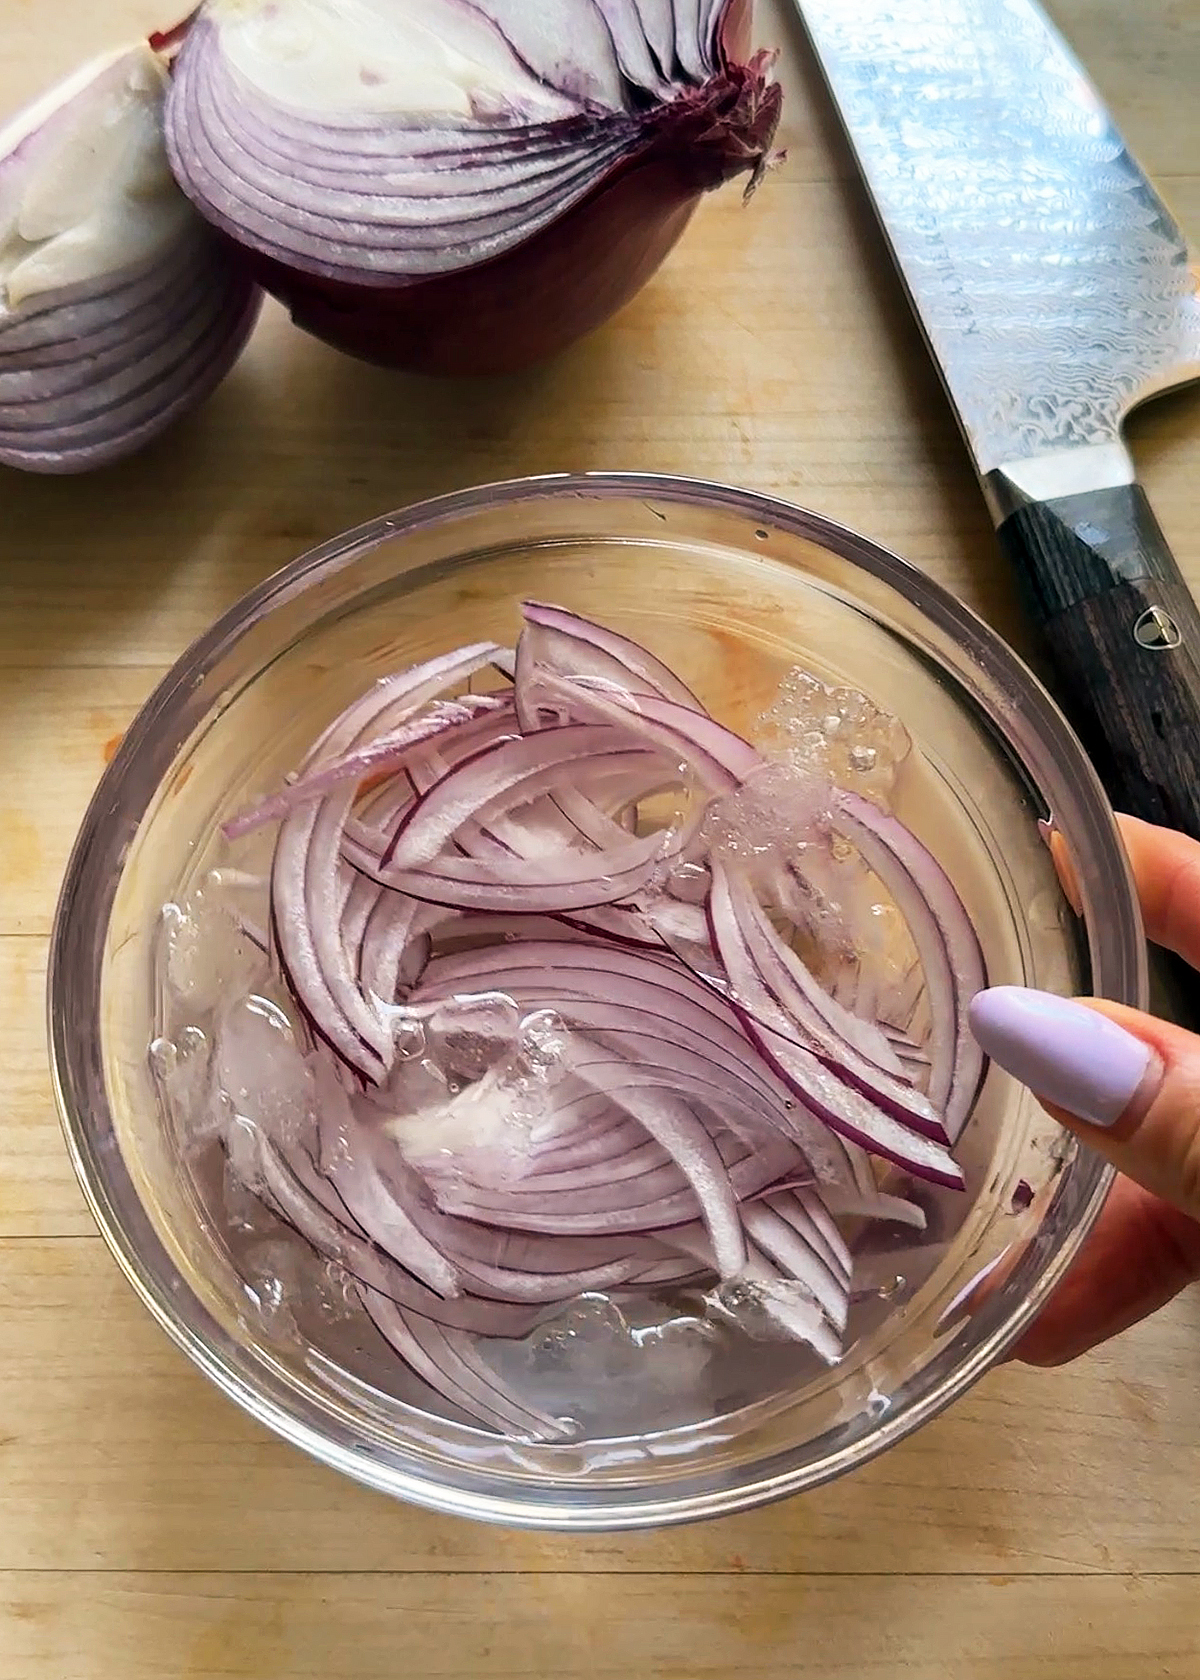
left=244, top=150, right=703, bottom=377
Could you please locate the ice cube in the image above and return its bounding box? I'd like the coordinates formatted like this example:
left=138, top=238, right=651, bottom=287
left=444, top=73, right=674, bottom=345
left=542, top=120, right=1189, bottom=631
left=631, top=1314, right=719, bottom=1394
left=426, top=991, right=520, bottom=1081
left=391, top=1014, right=427, bottom=1062
left=494, top=1293, right=719, bottom=1435
left=314, top=1260, right=360, bottom=1324
left=517, top=1008, right=567, bottom=1074
left=700, top=761, right=830, bottom=864
left=387, top=1058, right=538, bottom=1180
left=162, top=873, right=268, bottom=1015
left=223, top=1151, right=274, bottom=1232
left=149, top=1026, right=219, bottom=1144
left=531, top=1294, right=632, bottom=1380
left=241, top=1236, right=302, bottom=1334
left=215, top=995, right=315, bottom=1149
left=761, top=668, right=912, bottom=808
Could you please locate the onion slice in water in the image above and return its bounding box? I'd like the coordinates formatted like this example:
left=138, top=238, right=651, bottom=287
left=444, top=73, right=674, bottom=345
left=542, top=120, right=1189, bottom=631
left=209, top=602, right=985, bottom=1436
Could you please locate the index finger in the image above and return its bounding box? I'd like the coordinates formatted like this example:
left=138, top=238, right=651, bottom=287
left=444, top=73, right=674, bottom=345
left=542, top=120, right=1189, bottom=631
left=1115, top=814, right=1200, bottom=971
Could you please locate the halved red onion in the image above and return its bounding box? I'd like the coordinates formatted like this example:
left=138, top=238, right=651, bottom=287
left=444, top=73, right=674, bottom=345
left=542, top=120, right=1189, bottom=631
left=162, top=0, right=781, bottom=373
left=0, top=42, right=259, bottom=474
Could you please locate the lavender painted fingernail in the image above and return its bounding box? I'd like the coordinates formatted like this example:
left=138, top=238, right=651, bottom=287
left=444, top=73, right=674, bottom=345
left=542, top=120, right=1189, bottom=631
left=968, top=986, right=1153, bottom=1128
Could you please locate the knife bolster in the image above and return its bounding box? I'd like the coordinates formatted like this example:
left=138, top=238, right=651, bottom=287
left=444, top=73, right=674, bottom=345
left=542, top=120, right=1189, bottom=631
left=982, top=442, right=1137, bottom=524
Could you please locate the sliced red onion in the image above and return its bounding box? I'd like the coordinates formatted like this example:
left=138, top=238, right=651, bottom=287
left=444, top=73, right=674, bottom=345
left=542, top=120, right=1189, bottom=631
left=355, top=834, right=686, bottom=914
left=707, top=862, right=948, bottom=1147
left=243, top=1124, right=543, bottom=1335
left=832, top=791, right=987, bottom=1144
left=714, top=864, right=907, bottom=1076
left=0, top=42, right=259, bottom=474
left=163, top=0, right=781, bottom=373
left=414, top=940, right=863, bottom=1184
left=416, top=919, right=960, bottom=1188
left=267, top=643, right=510, bottom=1080
left=746, top=1015, right=963, bottom=1189
left=432, top=1147, right=791, bottom=1237
left=358, top=895, right=438, bottom=1013
left=553, top=903, right=670, bottom=950
left=816, top=1183, right=928, bottom=1232
left=312, top=1071, right=461, bottom=1299
left=741, top=1203, right=847, bottom=1331
left=382, top=726, right=664, bottom=867
left=362, top=1289, right=568, bottom=1440
left=212, top=606, right=990, bottom=1432
left=516, top=599, right=704, bottom=729
left=319, top=1084, right=647, bottom=1304
left=529, top=1131, right=674, bottom=1190
left=566, top=1062, right=747, bottom=1275
left=224, top=694, right=508, bottom=839
left=767, top=1190, right=852, bottom=1282
left=533, top=670, right=762, bottom=791
left=300, top=644, right=512, bottom=783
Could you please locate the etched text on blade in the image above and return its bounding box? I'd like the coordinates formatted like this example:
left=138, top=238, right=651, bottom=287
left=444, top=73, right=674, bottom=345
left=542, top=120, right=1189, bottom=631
left=800, top=0, right=1200, bottom=471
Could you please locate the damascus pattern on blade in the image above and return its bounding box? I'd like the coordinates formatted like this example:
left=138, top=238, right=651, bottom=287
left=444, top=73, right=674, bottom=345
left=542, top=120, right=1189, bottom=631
left=797, top=0, right=1200, bottom=472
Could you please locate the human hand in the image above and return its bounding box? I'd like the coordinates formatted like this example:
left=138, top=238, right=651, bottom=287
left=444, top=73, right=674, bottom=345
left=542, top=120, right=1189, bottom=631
left=968, top=815, right=1200, bottom=1365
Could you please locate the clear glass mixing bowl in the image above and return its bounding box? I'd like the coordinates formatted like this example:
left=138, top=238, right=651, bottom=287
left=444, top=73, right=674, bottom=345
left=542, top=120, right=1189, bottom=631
left=49, top=473, right=1145, bottom=1529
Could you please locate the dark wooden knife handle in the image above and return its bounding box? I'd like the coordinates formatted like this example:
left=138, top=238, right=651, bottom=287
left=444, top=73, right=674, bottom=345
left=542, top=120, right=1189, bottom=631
left=998, top=483, right=1200, bottom=840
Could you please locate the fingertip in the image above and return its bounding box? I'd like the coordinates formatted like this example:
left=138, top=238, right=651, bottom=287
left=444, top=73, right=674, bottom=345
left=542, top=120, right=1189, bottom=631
left=969, top=987, right=1154, bottom=1129
left=1110, top=815, right=1200, bottom=969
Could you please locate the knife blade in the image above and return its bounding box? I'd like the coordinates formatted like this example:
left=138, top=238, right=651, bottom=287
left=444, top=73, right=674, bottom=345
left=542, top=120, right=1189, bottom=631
left=792, top=0, right=1200, bottom=838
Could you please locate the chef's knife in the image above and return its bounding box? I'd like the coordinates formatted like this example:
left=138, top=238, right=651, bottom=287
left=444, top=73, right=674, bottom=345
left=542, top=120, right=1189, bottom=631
left=791, top=0, right=1200, bottom=838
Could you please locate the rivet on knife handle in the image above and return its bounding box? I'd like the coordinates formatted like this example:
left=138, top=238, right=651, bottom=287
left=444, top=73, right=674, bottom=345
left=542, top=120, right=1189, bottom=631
left=996, top=480, right=1200, bottom=836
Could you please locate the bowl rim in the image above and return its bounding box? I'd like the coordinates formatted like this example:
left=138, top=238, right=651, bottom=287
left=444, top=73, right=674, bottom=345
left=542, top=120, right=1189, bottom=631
left=48, top=470, right=1140, bottom=1529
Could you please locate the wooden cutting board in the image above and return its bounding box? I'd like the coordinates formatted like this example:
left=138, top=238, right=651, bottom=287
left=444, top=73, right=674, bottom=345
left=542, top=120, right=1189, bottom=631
left=1, top=2, right=1198, bottom=1675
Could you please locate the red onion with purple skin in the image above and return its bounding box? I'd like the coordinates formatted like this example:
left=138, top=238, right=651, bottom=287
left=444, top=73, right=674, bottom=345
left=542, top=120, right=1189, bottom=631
left=0, top=2, right=780, bottom=469
left=162, top=0, right=782, bottom=374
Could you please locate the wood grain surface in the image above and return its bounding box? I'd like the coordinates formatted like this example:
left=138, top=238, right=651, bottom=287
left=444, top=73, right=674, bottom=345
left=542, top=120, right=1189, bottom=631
left=1, top=2, right=1198, bottom=1676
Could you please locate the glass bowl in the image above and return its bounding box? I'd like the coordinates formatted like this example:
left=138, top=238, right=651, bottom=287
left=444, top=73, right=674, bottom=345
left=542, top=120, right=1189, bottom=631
left=49, top=472, right=1145, bottom=1530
